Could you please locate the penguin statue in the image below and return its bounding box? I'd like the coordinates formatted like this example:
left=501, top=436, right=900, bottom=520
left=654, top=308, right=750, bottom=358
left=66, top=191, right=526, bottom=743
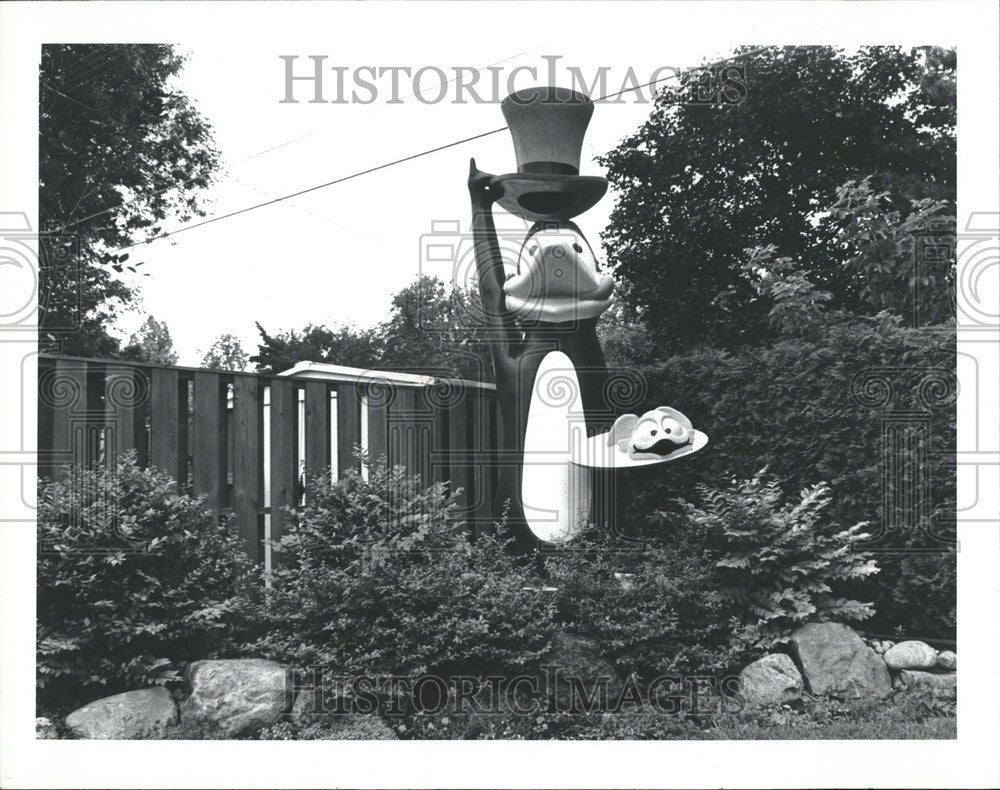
left=468, top=86, right=706, bottom=552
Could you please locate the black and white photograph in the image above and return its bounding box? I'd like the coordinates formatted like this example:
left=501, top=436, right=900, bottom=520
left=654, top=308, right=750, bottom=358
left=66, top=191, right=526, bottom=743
left=0, top=2, right=997, bottom=788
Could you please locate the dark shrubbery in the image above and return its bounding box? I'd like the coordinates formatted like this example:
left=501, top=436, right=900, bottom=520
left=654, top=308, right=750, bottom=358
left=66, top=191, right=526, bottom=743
left=37, top=454, right=258, bottom=711
left=37, top=453, right=953, bottom=740
left=247, top=461, right=558, bottom=686
left=616, top=312, right=956, bottom=638
left=546, top=471, right=878, bottom=681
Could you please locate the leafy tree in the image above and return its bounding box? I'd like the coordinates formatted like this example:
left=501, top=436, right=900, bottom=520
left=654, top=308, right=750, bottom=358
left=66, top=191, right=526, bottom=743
left=253, top=276, right=493, bottom=381
left=39, top=44, right=219, bottom=356
left=201, top=333, right=249, bottom=372
left=251, top=322, right=384, bottom=374
left=121, top=315, right=178, bottom=365
left=378, top=275, right=494, bottom=382
left=598, top=45, right=955, bottom=349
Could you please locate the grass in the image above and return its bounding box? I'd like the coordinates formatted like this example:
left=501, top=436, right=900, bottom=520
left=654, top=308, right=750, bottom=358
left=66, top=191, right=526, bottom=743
left=695, top=718, right=955, bottom=740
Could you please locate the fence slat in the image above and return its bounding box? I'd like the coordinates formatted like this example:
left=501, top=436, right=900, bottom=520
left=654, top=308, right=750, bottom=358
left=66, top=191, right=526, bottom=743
left=193, top=371, right=225, bottom=512
left=103, top=366, right=143, bottom=461
left=336, top=383, right=361, bottom=478
left=232, top=377, right=261, bottom=562
left=37, top=359, right=55, bottom=479
left=388, top=387, right=416, bottom=472
left=367, top=388, right=388, bottom=465
left=46, top=358, right=88, bottom=480
left=429, top=389, right=449, bottom=486
left=411, top=388, right=434, bottom=483
left=269, top=379, right=297, bottom=550
left=304, top=381, right=329, bottom=484
left=472, top=390, right=494, bottom=537
left=150, top=368, right=181, bottom=483
left=447, top=388, right=470, bottom=519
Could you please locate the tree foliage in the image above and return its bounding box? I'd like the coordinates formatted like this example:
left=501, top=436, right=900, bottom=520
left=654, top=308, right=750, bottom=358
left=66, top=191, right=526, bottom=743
left=39, top=44, right=219, bottom=356
left=251, top=321, right=384, bottom=375
left=598, top=45, right=956, bottom=348
left=201, top=333, right=250, bottom=372
left=253, top=276, right=494, bottom=381
left=120, top=315, right=178, bottom=365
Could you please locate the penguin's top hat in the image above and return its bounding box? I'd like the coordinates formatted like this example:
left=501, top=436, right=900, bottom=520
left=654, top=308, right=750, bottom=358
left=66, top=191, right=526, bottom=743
left=491, top=86, right=607, bottom=222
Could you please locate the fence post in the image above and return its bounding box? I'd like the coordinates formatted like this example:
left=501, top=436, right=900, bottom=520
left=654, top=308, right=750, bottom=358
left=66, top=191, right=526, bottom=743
left=336, top=383, right=361, bottom=478
left=150, top=367, right=181, bottom=484
left=304, top=381, right=329, bottom=488
left=269, top=378, right=297, bottom=552
left=232, top=377, right=261, bottom=562
left=192, top=371, right=225, bottom=513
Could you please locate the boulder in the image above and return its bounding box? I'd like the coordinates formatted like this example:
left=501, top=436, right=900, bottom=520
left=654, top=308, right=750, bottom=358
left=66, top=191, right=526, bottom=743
left=935, top=650, right=957, bottom=671
left=898, top=669, right=956, bottom=697
left=180, top=659, right=290, bottom=737
left=789, top=622, right=892, bottom=698
left=884, top=640, right=938, bottom=671
left=738, top=654, right=804, bottom=705
left=65, top=688, right=178, bottom=739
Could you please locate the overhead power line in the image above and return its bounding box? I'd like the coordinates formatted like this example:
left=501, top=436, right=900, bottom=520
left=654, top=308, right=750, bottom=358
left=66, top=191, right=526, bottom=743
left=114, top=46, right=769, bottom=253
left=61, top=46, right=543, bottom=236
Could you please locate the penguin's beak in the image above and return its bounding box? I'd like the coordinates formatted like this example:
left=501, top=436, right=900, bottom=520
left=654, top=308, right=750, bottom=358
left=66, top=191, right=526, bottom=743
left=504, top=225, right=615, bottom=323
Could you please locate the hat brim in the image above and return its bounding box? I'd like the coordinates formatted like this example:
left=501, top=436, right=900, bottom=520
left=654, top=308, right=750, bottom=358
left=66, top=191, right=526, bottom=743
left=571, top=430, right=709, bottom=469
left=491, top=173, right=608, bottom=222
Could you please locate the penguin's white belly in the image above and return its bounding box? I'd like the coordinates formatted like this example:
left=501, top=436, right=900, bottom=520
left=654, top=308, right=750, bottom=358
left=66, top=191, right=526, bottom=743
left=521, top=351, right=591, bottom=543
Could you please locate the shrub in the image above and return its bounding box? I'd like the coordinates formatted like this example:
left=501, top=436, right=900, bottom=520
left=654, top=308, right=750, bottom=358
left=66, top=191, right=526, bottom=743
left=545, top=528, right=752, bottom=680
left=678, top=472, right=879, bottom=646
left=617, top=312, right=955, bottom=638
left=37, top=454, right=258, bottom=711
left=248, top=461, right=559, bottom=705
left=546, top=471, right=878, bottom=680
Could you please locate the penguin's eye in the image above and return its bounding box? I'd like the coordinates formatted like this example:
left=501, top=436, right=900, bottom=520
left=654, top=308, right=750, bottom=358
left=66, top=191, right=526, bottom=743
left=572, top=242, right=583, bottom=253
left=529, top=245, right=538, bottom=256
left=661, top=418, right=685, bottom=437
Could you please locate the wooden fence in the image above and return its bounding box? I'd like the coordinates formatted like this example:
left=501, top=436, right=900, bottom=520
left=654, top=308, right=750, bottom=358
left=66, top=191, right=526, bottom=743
left=37, top=354, right=500, bottom=564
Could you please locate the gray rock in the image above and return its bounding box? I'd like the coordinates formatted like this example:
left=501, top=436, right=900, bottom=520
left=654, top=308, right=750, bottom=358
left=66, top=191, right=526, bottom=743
left=898, top=669, right=956, bottom=697
left=935, top=650, right=957, bottom=671
left=738, top=654, right=804, bottom=705
left=35, top=717, right=60, bottom=739
left=65, top=688, right=178, bottom=739
left=180, top=659, right=291, bottom=737
left=884, top=640, right=938, bottom=670
left=789, top=622, right=892, bottom=698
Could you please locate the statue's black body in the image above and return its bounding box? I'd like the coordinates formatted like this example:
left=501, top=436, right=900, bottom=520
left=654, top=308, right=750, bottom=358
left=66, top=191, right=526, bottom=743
left=469, top=162, right=615, bottom=553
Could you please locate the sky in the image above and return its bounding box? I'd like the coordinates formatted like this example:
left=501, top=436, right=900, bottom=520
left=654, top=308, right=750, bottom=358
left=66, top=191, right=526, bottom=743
left=109, top=24, right=736, bottom=364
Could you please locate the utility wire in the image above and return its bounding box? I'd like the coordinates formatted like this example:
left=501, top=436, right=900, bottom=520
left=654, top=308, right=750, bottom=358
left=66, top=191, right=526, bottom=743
left=112, top=126, right=508, bottom=252
left=62, top=46, right=543, bottom=235
left=114, top=46, right=769, bottom=253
